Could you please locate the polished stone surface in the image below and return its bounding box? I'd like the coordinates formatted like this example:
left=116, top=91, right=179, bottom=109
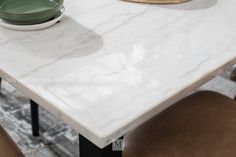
left=1, top=0, right=236, bottom=148
left=0, top=67, right=236, bottom=157
left=0, top=81, right=79, bottom=157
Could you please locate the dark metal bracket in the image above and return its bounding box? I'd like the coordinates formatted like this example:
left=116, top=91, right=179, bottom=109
left=30, top=100, right=40, bottom=137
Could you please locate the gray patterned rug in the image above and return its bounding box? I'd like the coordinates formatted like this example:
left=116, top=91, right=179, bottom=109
left=0, top=66, right=236, bottom=157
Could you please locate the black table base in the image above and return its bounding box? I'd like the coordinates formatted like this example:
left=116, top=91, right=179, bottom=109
left=30, top=100, right=40, bottom=137
left=79, top=135, right=123, bottom=157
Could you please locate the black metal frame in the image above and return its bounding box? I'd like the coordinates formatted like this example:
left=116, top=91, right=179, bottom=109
left=30, top=100, right=40, bottom=137
left=79, top=135, right=123, bottom=157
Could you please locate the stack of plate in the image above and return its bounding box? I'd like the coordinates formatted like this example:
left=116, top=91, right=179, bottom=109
left=0, top=0, right=64, bottom=31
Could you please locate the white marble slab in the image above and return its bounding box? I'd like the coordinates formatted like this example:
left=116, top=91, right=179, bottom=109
left=0, top=0, right=236, bottom=148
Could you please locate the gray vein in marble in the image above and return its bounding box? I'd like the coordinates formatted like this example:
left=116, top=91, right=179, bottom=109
left=180, top=56, right=210, bottom=79
left=100, top=6, right=153, bottom=35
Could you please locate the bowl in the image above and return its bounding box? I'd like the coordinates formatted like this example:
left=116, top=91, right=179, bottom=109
left=0, top=0, right=64, bottom=25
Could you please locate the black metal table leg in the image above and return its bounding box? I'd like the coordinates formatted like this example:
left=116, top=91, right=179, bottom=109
left=0, top=78, right=2, bottom=89
left=30, top=100, right=40, bottom=137
left=79, top=135, right=123, bottom=157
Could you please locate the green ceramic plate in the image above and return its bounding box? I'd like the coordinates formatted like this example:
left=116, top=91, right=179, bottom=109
left=0, top=0, right=64, bottom=25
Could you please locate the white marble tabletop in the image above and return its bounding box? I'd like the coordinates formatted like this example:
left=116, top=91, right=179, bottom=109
left=0, top=0, right=236, bottom=148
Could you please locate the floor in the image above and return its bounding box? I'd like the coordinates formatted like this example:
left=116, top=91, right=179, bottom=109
left=0, top=66, right=236, bottom=157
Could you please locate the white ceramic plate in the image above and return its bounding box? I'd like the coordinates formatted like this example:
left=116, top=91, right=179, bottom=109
left=0, top=7, right=65, bottom=31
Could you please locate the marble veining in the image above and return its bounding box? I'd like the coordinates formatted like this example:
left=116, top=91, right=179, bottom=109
left=0, top=0, right=236, bottom=148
